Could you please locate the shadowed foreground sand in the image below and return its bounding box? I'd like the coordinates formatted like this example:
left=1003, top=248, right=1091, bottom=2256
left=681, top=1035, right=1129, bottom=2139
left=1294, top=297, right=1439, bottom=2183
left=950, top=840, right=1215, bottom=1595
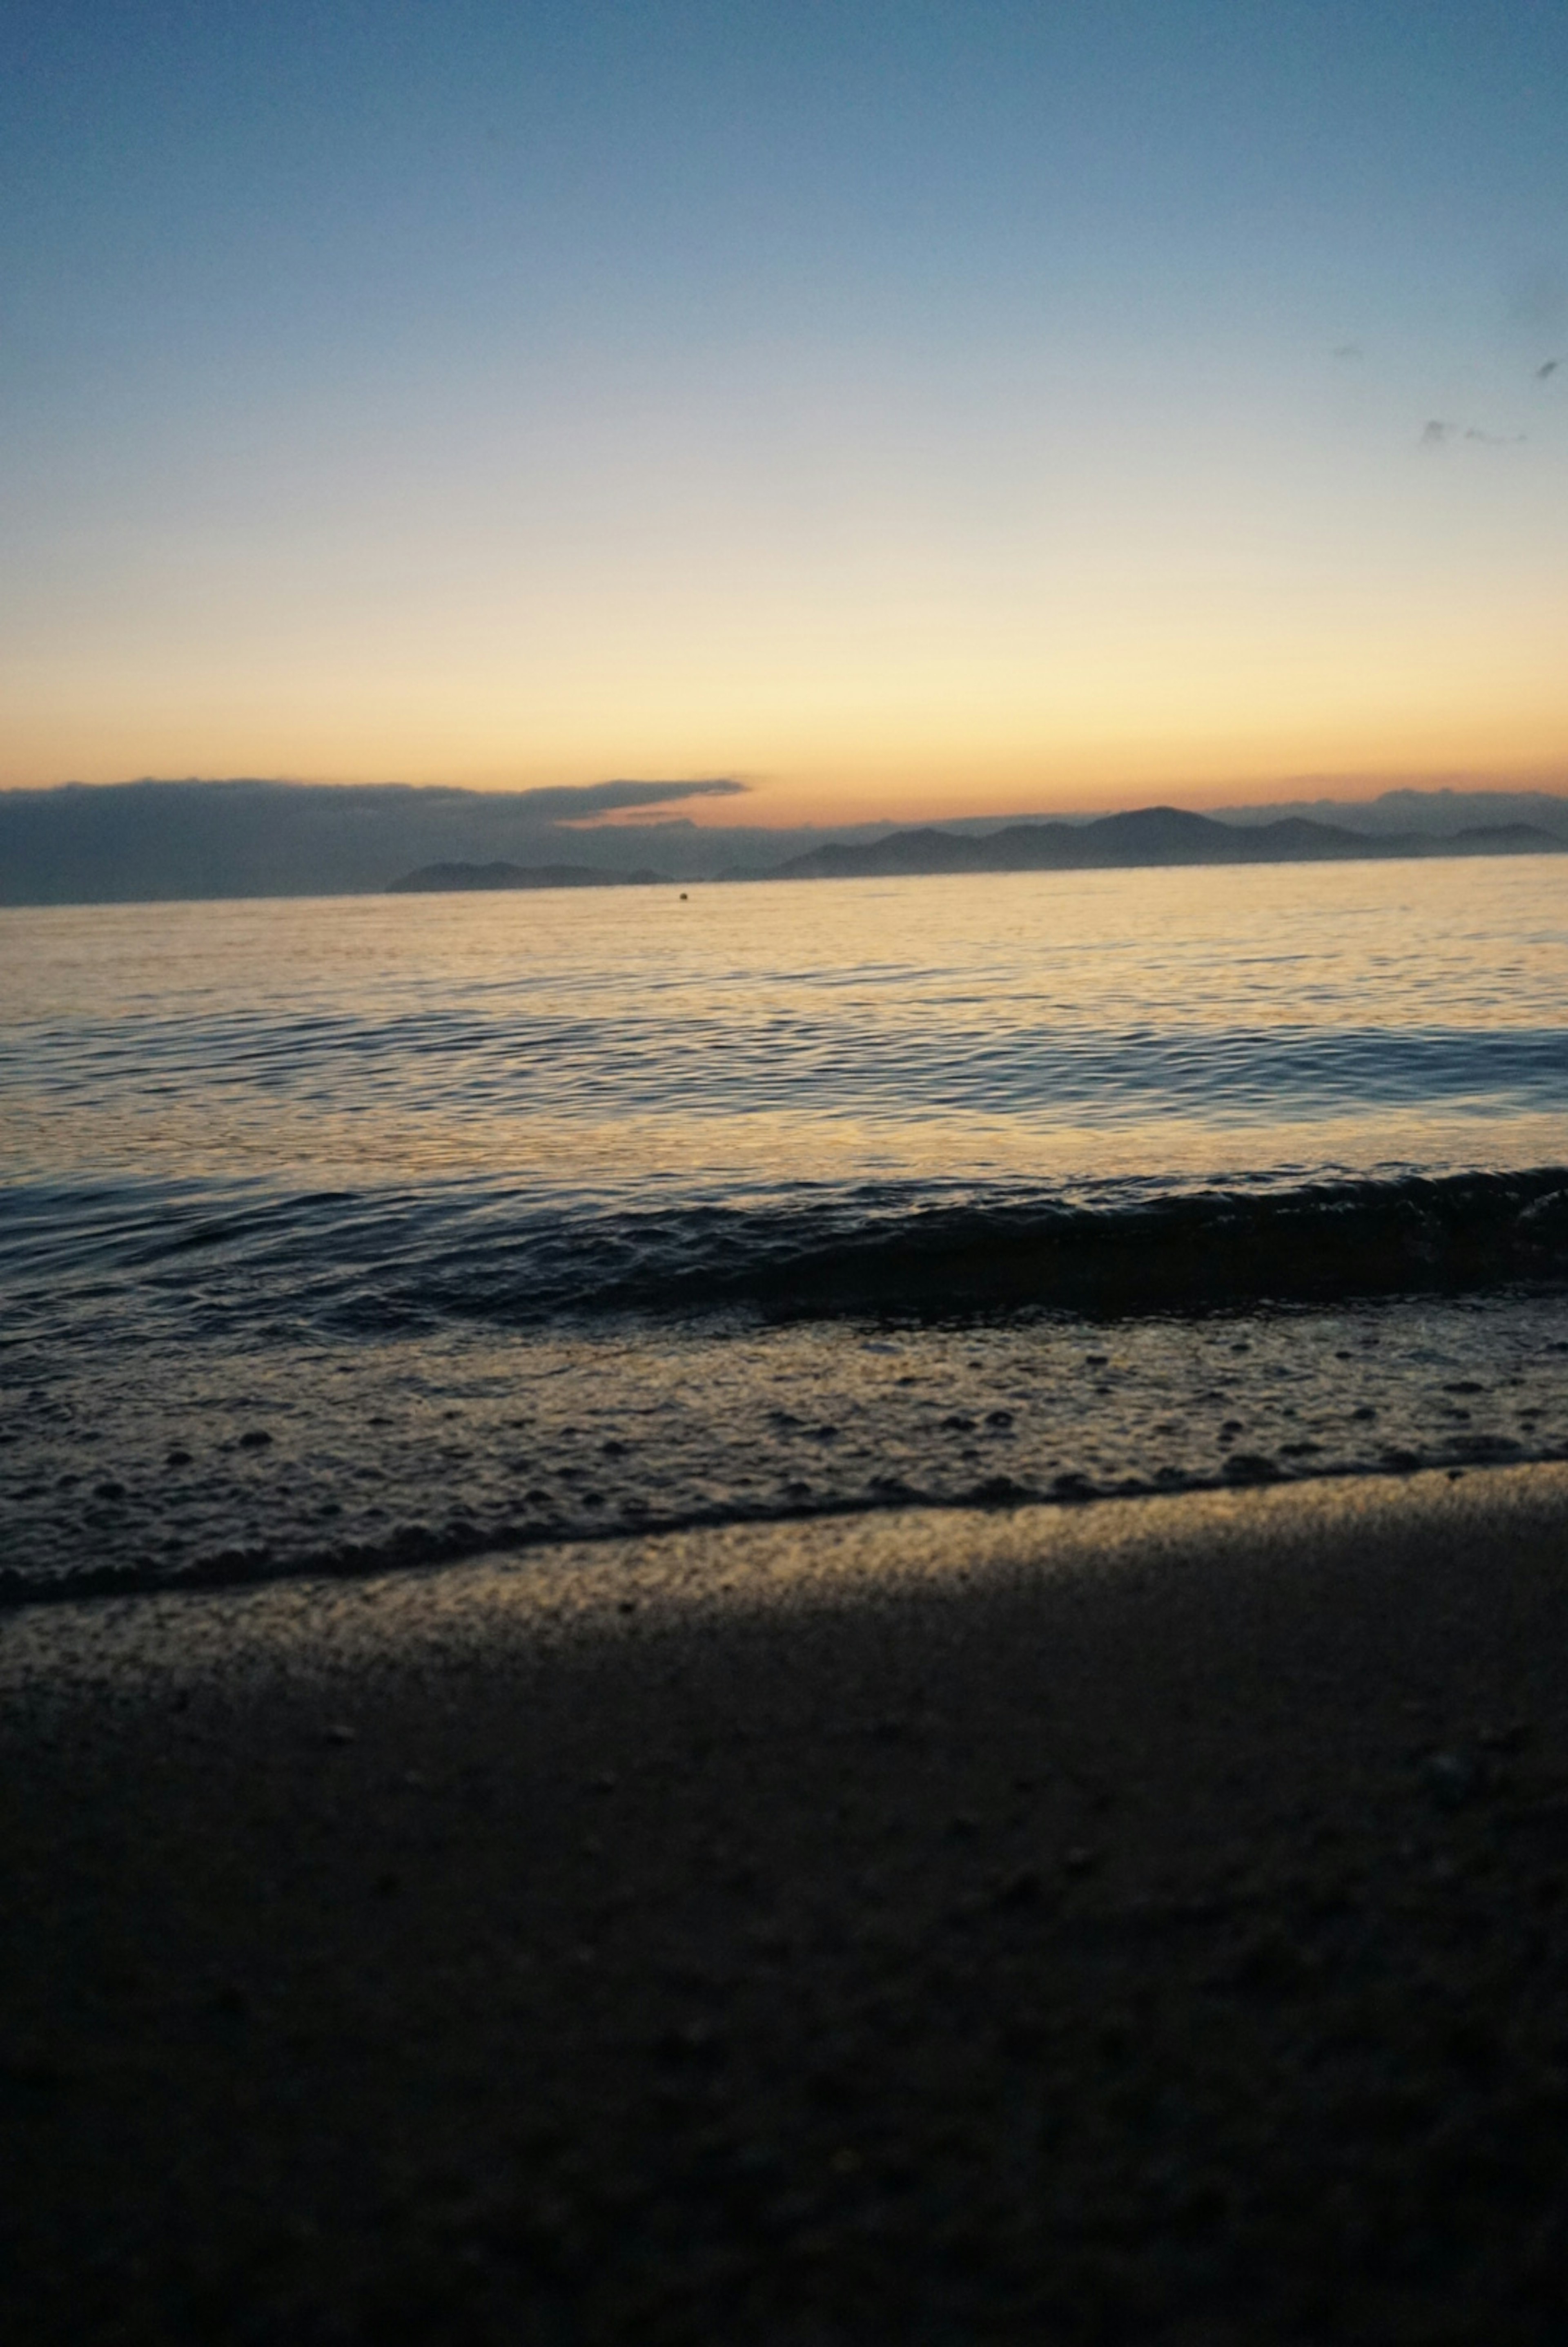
left=5, top=1466, right=1568, bottom=2344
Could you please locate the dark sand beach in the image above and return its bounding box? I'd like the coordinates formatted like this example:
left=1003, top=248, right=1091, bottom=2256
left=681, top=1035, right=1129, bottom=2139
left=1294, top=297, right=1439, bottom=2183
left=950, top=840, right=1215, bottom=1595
left=7, top=1465, right=1568, bottom=2343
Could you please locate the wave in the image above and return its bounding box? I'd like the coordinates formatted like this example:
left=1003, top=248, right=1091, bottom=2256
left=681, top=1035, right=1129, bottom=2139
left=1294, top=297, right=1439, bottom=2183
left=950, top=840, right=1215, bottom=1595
left=557, top=1167, right=1568, bottom=1323
left=4, top=1167, right=1566, bottom=1337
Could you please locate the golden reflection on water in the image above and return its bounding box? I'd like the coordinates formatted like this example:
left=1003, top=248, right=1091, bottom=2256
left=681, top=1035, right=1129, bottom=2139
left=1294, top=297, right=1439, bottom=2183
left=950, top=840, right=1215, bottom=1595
left=2, top=859, right=1565, bottom=1196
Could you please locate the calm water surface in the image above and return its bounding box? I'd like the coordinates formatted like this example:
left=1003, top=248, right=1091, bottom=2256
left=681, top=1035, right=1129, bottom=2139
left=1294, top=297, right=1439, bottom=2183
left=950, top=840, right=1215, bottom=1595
left=3, top=861, right=1566, bottom=1599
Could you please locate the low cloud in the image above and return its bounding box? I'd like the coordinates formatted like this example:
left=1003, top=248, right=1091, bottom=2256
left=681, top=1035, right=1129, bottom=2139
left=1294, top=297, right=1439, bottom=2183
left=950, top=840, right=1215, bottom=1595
left=1419, top=418, right=1525, bottom=449
left=0, top=776, right=747, bottom=904
left=503, top=777, right=747, bottom=823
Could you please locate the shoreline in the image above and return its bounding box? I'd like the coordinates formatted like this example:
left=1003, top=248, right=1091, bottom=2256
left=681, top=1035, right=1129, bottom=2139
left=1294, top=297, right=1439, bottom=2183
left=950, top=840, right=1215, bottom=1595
left=7, top=1464, right=1568, bottom=2341
left=9, top=1265, right=1568, bottom=1612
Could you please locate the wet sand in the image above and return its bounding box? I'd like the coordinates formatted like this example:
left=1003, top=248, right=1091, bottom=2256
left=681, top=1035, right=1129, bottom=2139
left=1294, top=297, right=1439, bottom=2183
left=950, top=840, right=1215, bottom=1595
left=5, top=1466, right=1568, bottom=2343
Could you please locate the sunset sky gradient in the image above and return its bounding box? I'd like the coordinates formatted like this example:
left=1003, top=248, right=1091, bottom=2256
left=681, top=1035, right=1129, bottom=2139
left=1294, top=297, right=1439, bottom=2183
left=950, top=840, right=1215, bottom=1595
left=4, top=1, right=1566, bottom=823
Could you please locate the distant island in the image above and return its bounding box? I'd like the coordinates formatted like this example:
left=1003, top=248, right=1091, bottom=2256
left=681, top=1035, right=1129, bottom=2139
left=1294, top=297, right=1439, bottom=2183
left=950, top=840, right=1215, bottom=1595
left=388, top=860, right=669, bottom=892
left=768, top=806, right=1566, bottom=881
left=389, top=806, right=1565, bottom=893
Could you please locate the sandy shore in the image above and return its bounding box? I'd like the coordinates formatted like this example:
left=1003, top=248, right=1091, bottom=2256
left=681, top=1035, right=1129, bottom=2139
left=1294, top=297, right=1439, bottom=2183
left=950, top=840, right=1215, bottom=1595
left=6, top=1465, right=1568, bottom=2343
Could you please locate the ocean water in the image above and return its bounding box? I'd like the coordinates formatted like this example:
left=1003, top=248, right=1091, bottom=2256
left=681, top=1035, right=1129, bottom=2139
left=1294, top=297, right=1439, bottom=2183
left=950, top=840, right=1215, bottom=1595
left=2, top=858, right=1566, bottom=1602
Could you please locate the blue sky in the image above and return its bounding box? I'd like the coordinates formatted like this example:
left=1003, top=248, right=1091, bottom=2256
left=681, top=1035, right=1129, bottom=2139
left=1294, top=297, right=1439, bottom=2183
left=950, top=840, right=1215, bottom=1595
left=4, top=2, right=1566, bottom=816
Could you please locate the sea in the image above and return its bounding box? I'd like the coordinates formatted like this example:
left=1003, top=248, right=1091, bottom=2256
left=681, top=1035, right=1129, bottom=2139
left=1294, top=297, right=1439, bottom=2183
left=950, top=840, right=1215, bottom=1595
left=2, top=856, right=1566, bottom=1605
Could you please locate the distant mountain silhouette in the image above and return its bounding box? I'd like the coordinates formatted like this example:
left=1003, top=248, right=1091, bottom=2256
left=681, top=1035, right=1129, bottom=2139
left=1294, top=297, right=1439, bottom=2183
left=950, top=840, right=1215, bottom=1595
left=769, top=806, right=1565, bottom=881
left=1214, top=785, right=1568, bottom=839
left=2, top=778, right=1562, bottom=906
left=388, top=860, right=668, bottom=892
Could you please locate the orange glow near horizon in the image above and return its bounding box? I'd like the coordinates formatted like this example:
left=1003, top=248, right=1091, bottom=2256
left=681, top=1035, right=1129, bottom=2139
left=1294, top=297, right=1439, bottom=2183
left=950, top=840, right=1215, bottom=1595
left=8, top=562, right=1568, bottom=821
left=7, top=421, right=1566, bottom=820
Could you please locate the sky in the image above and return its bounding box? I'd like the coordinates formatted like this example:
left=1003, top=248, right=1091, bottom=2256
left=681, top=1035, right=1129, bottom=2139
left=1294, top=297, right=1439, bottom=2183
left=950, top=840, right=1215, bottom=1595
left=3, top=1, right=1567, bottom=825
